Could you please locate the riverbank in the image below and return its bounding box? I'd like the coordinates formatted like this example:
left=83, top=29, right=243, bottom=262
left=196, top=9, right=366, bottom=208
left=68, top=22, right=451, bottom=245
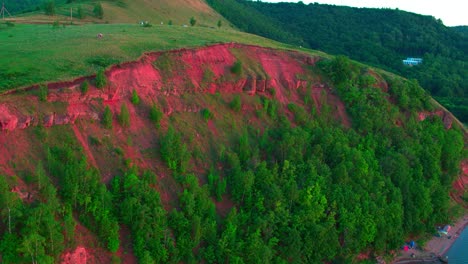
left=424, top=215, right=468, bottom=256
left=392, top=215, right=468, bottom=264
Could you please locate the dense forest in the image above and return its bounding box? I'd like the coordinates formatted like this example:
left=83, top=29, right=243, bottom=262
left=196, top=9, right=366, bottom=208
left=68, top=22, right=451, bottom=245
left=2, top=0, right=53, bottom=14
left=0, top=55, right=464, bottom=263
left=206, top=0, right=468, bottom=124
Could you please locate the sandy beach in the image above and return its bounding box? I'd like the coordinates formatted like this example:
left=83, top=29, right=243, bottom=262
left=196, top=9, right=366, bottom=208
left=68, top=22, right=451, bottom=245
left=424, top=215, right=468, bottom=256
left=392, top=214, right=468, bottom=263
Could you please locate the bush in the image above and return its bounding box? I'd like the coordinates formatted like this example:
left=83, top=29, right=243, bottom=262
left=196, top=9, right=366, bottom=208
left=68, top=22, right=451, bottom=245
left=230, top=60, right=242, bottom=75
left=38, top=85, right=48, bottom=102
left=95, top=69, right=107, bottom=88
left=149, top=104, right=163, bottom=128
left=102, top=106, right=113, bottom=129
left=142, top=22, right=152, bottom=28
left=131, top=89, right=140, bottom=105
left=119, top=104, right=130, bottom=127
left=80, top=81, right=89, bottom=94
left=190, top=17, right=196, bottom=26
left=200, top=108, right=213, bottom=121
left=230, top=95, right=242, bottom=112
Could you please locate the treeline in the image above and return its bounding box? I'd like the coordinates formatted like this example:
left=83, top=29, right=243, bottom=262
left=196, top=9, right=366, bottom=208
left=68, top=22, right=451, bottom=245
left=3, top=0, right=67, bottom=14
left=206, top=0, right=468, bottom=123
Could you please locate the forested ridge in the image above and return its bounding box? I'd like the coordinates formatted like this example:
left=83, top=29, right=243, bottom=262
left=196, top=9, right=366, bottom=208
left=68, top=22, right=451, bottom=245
left=206, top=0, right=468, bottom=124
left=2, top=0, right=59, bottom=14
left=0, top=53, right=465, bottom=263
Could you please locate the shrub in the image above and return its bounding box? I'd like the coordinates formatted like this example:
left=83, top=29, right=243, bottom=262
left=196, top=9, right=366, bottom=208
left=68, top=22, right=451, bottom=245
left=230, top=95, right=241, bottom=112
left=217, top=20, right=222, bottom=28
left=52, top=20, right=60, bottom=28
left=190, top=17, right=196, bottom=26
left=80, top=81, right=89, bottom=94
left=95, top=69, right=107, bottom=88
left=38, top=85, right=48, bottom=102
left=200, top=108, right=213, bottom=121
left=119, top=104, right=130, bottom=127
left=149, top=104, right=163, bottom=128
left=168, top=20, right=173, bottom=26
left=131, top=89, right=140, bottom=105
left=102, top=106, right=113, bottom=129
left=230, top=60, right=242, bottom=75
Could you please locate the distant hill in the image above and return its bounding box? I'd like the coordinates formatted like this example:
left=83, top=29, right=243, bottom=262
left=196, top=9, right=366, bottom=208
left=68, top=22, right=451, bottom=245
left=2, top=0, right=48, bottom=14
left=452, top=26, right=468, bottom=37
left=207, top=0, right=468, bottom=123
left=8, top=0, right=229, bottom=28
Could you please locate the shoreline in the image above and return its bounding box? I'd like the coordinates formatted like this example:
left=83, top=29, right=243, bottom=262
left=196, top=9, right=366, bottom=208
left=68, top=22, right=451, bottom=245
left=425, top=214, right=468, bottom=257
left=392, top=214, right=468, bottom=264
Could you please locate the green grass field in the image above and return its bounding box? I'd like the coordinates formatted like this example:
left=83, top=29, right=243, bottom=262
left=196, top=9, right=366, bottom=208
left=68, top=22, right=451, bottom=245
left=0, top=22, right=322, bottom=91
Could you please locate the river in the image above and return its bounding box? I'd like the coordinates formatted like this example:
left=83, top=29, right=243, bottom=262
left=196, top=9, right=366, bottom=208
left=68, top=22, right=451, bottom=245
left=445, top=226, right=468, bottom=263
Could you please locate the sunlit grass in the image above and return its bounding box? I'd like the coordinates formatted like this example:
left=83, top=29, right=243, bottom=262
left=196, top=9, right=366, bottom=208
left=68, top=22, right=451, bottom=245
left=0, top=23, right=323, bottom=91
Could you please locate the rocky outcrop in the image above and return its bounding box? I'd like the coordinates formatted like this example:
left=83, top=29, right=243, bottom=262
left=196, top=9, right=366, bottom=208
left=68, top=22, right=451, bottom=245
left=0, top=43, right=362, bottom=133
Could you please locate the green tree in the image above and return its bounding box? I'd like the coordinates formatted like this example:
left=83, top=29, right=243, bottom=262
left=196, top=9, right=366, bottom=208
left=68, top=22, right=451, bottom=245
left=44, top=1, right=55, bottom=16
left=131, top=89, right=140, bottom=105
left=119, top=104, right=130, bottom=128
left=230, top=60, right=242, bottom=75
left=80, top=80, right=89, bottom=94
left=230, top=95, right=242, bottom=112
left=149, top=104, right=163, bottom=128
left=201, top=108, right=213, bottom=121
left=190, top=17, right=197, bottom=26
left=38, top=85, right=48, bottom=102
left=95, top=69, right=107, bottom=88
left=102, top=106, right=113, bottom=129
left=217, top=20, right=222, bottom=28
left=93, top=3, right=104, bottom=19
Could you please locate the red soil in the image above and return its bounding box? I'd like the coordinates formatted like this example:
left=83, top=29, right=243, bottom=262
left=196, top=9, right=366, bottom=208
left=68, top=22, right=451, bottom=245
left=61, top=246, right=89, bottom=264
left=451, top=159, right=468, bottom=207
left=71, top=124, right=98, bottom=167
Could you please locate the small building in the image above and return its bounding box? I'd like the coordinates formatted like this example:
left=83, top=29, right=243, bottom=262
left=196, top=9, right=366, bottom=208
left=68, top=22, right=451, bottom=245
left=439, top=225, right=451, bottom=235
left=403, top=58, right=423, bottom=66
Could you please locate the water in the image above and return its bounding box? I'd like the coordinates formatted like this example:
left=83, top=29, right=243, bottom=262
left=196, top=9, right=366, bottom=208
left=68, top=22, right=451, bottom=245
left=446, top=226, right=468, bottom=264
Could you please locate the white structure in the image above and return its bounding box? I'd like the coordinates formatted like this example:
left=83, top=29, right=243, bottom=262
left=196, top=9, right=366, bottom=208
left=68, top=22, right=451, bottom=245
left=403, top=58, right=423, bottom=66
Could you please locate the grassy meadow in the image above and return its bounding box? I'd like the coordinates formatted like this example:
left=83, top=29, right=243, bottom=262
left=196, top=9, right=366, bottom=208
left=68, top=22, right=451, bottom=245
left=0, top=22, right=322, bottom=91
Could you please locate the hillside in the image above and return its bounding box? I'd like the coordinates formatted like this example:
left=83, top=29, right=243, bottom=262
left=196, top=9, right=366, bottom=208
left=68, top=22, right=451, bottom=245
left=206, top=0, right=468, bottom=124
left=0, top=43, right=466, bottom=263
left=1, top=0, right=48, bottom=14
left=0, top=1, right=467, bottom=263
left=6, top=0, right=230, bottom=27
